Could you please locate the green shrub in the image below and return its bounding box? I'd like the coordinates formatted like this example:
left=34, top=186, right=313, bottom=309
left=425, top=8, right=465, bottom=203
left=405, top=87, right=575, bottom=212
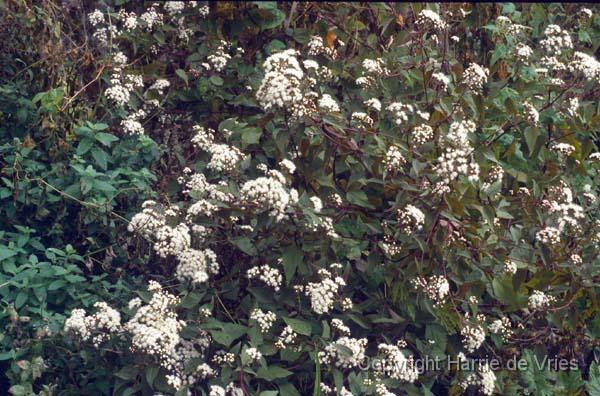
left=2, top=2, right=600, bottom=395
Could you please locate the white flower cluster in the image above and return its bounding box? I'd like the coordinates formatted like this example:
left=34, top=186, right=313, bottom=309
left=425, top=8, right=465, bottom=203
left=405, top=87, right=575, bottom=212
left=461, top=323, right=485, bottom=353
left=566, top=97, right=579, bottom=117
left=330, top=318, right=351, bottom=336
left=121, top=109, right=146, bottom=135
left=305, top=268, right=346, bottom=314
left=148, top=78, right=170, bottom=94
left=515, top=43, right=534, bottom=63
left=256, top=49, right=308, bottom=117
left=383, top=145, right=406, bottom=173
left=127, top=201, right=193, bottom=257
left=415, top=9, right=447, bottom=32
left=140, top=6, right=164, bottom=31
left=570, top=253, right=583, bottom=265
left=412, top=123, right=434, bottom=146
left=206, top=40, right=232, bottom=72
left=381, top=231, right=402, bottom=256
left=247, top=265, right=283, bottom=291
left=275, top=325, right=298, bottom=349
left=434, top=119, right=480, bottom=187
left=387, top=102, right=414, bottom=125
left=462, top=364, right=496, bottom=396
left=163, top=1, right=186, bottom=15
left=318, top=94, right=340, bottom=113
left=522, top=102, right=539, bottom=126
left=168, top=337, right=215, bottom=390
left=351, top=112, right=374, bottom=129
left=549, top=201, right=585, bottom=233
left=412, top=275, right=449, bottom=306
left=240, top=169, right=296, bottom=221
left=191, top=125, right=246, bottom=173
left=176, top=248, right=219, bottom=285
left=362, top=58, right=387, bottom=75
left=431, top=72, right=450, bottom=91
left=250, top=308, right=277, bottom=333
left=528, top=290, right=556, bottom=311
left=319, top=336, right=367, bottom=368
left=125, top=281, right=185, bottom=371
left=88, top=10, right=104, bottom=26
left=503, top=259, right=517, bottom=275
left=64, top=302, right=121, bottom=347
left=364, top=97, right=382, bottom=112
left=375, top=343, right=420, bottom=383
left=540, top=25, right=573, bottom=57
left=462, top=63, right=489, bottom=92
left=552, top=142, right=576, bottom=158
left=488, top=316, right=513, bottom=341
left=307, top=35, right=336, bottom=57
left=279, top=159, right=296, bottom=174
left=397, top=204, right=425, bottom=233
left=355, top=58, right=388, bottom=87
left=569, top=51, right=600, bottom=84
left=535, top=226, right=561, bottom=246
left=495, top=15, right=527, bottom=37
left=482, top=164, right=504, bottom=192
left=245, top=347, right=262, bottom=363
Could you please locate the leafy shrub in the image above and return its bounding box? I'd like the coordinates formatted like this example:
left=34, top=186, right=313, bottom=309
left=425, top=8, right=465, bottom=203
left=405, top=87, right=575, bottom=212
left=2, top=2, right=600, bottom=396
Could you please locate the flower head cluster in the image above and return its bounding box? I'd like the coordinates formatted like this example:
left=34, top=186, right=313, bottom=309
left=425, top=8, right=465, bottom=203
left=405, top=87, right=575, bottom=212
left=412, top=124, right=434, bottom=146
left=540, top=25, right=573, bottom=57
left=191, top=125, right=246, bottom=173
left=569, top=51, right=600, bottom=84
left=176, top=248, right=219, bottom=285
left=375, top=343, right=420, bottom=383
left=318, top=94, right=340, bottom=113
left=528, top=290, right=556, bottom=311
left=397, top=204, right=425, bottom=233
left=535, top=226, right=561, bottom=246
left=351, top=112, right=374, bottom=129
left=250, top=308, right=277, bottom=333
left=256, top=49, right=312, bottom=119
left=247, top=265, right=283, bottom=291
left=387, top=102, right=414, bottom=125
left=515, top=43, right=534, bottom=63
left=522, top=102, right=539, bottom=126
left=462, top=364, right=496, bottom=396
left=412, top=275, right=450, bottom=306
left=305, top=268, right=346, bottom=315
left=275, top=325, right=298, bottom=349
left=434, top=119, right=480, bottom=187
left=121, top=109, right=146, bottom=135
left=503, top=259, right=518, bottom=275
left=431, top=72, right=450, bottom=91
left=64, top=302, right=121, bottom=347
left=415, top=9, right=447, bottom=33
left=488, top=316, right=513, bottom=341
left=383, top=145, right=406, bottom=173
left=206, top=40, right=232, bottom=72
left=462, top=63, right=489, bottom=92
left=240, top=169, right=295, bottom=221
left=318, top=336, right=367, bottom=368
left=364, top=97, right=382, bottom=112
left=125, top=281, right=185, bottom=370
left=461, top=322, right=485, bottom=353
left=307, top=35, right=336, bottom=57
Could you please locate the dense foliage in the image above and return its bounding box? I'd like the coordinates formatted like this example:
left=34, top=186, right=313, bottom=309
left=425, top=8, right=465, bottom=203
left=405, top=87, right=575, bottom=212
left=2, top=2, right=600, bottom=395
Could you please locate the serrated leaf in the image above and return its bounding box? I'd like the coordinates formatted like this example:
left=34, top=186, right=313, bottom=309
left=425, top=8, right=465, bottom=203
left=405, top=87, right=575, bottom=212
left=257, top=365, right=293, bottom=381
left=282, top=317, right=312, bottom=336
left=95, top=132, right=119, bottom=146
left=91, top=147, right=108, bottom=170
